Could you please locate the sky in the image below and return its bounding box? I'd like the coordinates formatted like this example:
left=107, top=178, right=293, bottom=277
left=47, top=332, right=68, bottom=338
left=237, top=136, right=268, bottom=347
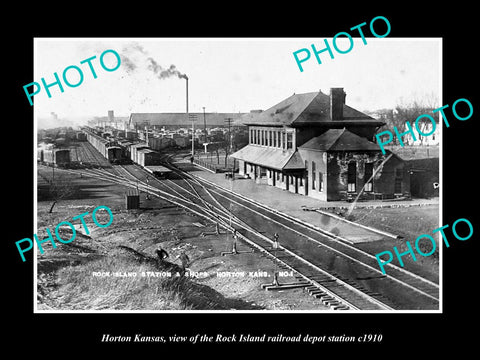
left=34, top=38, right=441, bottom=127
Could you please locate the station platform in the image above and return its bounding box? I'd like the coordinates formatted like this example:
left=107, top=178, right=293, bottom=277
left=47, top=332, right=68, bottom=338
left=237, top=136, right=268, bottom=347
left=175, top=159, right=439, bottom=244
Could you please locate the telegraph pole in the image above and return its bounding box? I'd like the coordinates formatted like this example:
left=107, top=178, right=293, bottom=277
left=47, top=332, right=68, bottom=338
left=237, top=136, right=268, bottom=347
left=224, top=117, right=233, bottom=154
left=224, top=117, right=233, bottom=171
left=189, top=113, right=197, bottom=160
left=203, top=106, right=207, bottom=143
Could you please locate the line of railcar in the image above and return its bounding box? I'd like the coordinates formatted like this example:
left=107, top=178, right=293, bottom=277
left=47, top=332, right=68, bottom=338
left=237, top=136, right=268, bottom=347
left=83, top=127, right=171, bottom=178
left=83, top=127, right=125, bottom=164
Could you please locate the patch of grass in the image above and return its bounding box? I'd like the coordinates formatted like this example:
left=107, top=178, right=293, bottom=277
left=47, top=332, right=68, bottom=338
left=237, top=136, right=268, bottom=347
left=40, top=251, right=262, bottom=311
left=47, top=256, right=189, bottom=310
left=347, top=205, right=439, bottom=241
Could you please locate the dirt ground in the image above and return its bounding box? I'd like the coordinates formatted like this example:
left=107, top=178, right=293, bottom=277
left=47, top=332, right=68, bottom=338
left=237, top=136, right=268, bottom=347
left=327, top=204, right=440, bottom=283
left=36, top=167, right=329, bottom=311
left=36, top=165, right=439, bottom=311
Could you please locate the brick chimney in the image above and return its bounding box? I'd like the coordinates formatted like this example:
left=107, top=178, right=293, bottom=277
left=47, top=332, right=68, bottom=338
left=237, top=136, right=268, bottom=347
left=330, top=88, right=346, bottom=120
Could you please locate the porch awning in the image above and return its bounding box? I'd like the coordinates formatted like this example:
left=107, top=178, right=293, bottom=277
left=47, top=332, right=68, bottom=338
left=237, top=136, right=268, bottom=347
left=231, top=145, right=305, bottom=171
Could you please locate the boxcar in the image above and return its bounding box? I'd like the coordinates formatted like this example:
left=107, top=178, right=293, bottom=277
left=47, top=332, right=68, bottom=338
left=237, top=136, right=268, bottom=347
left=106, top=146, right=123, bottom=163
left=137, top=148, right=162, bottom=167
left=41, top=149, right=71, bottom=167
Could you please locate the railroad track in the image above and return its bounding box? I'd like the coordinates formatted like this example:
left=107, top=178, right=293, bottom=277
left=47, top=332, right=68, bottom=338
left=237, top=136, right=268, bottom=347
left=122, top=164, right=400, bottom=310
left=159, top=159, right=439, bottom=309
left=193, top=178, right=440, bottom=302
left=63, top=158, right=438, bottom=311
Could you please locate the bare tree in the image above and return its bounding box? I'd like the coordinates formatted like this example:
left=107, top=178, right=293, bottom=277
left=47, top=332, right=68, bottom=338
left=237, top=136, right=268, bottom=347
left=47, top=173, right=77, bottom=213
left=377, top=92, right=440, bottom=145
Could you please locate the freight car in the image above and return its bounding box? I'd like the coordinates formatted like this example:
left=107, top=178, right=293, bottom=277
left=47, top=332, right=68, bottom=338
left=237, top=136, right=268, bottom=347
left=148, top=136, right=174, bottom=151
left=106, top=146, right=123, bottom=164
left=84, top=127, right=127, bottom=164
left=39, top=148, right=71, bottom=167
left=83, top=127, right=169, bottom=172
left=130, top=143, right=149, bottom=164
left=144, top=165, right=172, bottom=179
left=136, top=148, right=162, bottom=167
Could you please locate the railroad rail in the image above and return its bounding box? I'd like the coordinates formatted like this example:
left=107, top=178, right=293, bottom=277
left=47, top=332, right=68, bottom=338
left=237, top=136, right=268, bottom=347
left=164, top=158, right=439, bottom=303
left=58, top=147, right=440, bottom=310
left=61, top=163, right=397, bottom=310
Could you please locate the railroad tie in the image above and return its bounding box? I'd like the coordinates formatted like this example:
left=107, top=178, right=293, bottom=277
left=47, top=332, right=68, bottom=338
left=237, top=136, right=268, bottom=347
left=324, top=299, right=340, bottom=307
left=309, top=290, right=326, bottom=297
left=313, top=293, right=331, bottom=300
left=319, top=295, right=335, bottom=302
left=324, top=300, right=341, bottom=307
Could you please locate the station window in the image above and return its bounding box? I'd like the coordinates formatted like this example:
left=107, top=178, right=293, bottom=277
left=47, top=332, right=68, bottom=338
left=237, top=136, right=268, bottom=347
left=347, top=162, right=356, bottom=192
left=364, top=163, right=373, bottom=192
left=318, top=172, right=323, bottom=192
left=286, top=132, right=293, bottom=149
left=311, top=161, right=316, bottom=190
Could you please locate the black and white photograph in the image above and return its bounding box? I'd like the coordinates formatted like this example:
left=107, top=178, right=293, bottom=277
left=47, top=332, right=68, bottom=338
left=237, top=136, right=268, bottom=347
left=7, top=7, right=478, bottom=353
left=33, top=37, right=441, bottom=312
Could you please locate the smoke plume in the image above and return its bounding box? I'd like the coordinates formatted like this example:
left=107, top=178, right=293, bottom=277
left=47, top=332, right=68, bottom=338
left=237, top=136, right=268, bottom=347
left=146, top=57, right=188, bottom=80
left=119, top=42, right=187, bottom=79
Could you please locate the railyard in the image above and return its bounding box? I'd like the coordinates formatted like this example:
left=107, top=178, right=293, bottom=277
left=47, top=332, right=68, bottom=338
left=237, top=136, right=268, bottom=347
left=35, top=127, right=440, bottom=311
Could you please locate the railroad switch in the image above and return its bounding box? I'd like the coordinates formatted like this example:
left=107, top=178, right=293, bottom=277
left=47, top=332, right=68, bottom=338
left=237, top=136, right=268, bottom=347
left=261, top=273, right=310, bottom=291
left=201, top=223, right=224, bottom=237
left=221, top=232, right=254, bottom=256
left=221, top=241, right=254, bottom=256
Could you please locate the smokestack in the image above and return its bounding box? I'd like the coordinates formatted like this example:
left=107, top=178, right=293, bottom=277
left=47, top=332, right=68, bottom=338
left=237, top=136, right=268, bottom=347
left=330, top=88, right=346, bottom=120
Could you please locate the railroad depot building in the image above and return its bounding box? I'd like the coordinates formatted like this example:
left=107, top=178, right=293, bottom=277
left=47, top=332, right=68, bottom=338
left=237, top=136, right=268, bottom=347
left=231, top=88, right=409, bottom=201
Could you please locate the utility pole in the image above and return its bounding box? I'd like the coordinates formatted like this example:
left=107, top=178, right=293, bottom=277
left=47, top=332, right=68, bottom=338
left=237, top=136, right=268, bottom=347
left=224, top=117, right=233, bottom=154
left=203, top=106, right=207, bottom=143
left=224, top=117, right=233, bottom=170
left=189, top=113, right=197, bottom=160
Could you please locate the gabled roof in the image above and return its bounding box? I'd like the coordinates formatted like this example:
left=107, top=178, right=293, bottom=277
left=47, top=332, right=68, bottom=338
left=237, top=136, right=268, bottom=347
left=240, top=90, right=379, bottom=126
left=299, top=128, right=381, bottom=151
left=230, top=145, right=305, bottom=170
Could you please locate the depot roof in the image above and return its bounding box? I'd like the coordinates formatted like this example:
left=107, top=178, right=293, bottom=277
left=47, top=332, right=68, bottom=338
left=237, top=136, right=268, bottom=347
left=239, top=90, right=383, bottom=127
left=299, top=128, right=381, bottom=151
left=230, top=145, right=305, bottom=170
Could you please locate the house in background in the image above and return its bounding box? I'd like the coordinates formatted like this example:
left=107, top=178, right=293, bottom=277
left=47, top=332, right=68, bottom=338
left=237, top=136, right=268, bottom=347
left=403, top=115, right=440, bottom=146
left=231, top=88, right=410, bottom=201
